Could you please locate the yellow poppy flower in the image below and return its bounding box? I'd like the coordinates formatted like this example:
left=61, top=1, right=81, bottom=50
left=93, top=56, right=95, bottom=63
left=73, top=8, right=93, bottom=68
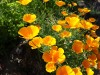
left=52, top=50, right=65, bottom=64
left=57, top=20, right=66, bottom=25
left=72, top=40, right=84, bottom=54
left=23, top=14, right=36, bottom=23
left=90, top=60, right=97, bottom=67
left=18, top=0, right=32, bottom=5
left=59, top=31, right=72, bottom=38
left=91, top=25, right=99, bottom=30
left=81, top=20, right=93, bottom=29
left=65, top=17, right=80, bottom=28
left=86, top=35, right=94, bottom=47
left=86, top=35, right=99, bottom=48
left=43, top=36, right=56, bottom=46
left=42, top=46, right=65, bottom=64
left=43, top=0, right=49, bottom=2
left=88, top=18, right=96, bottom=22
left=78, top=8, right=83, bottom=12
left=58, top=48, right=64, bottom=54
left=43, top=47, right=66, bottom=73
left=57, top=54, right=66, bottom=64
left=18, top=25, right=39, bottom=40
left=55, top=1, right=66, bottom=7
left=35, top=25, right=41, bottom=30
left=86, top=68, right=94, bottom=75
left=83, top=8, right=91, bottom=13
left=46, top=62, right=56, bottom=73
left=52, top=25, right=62, bottom=32
left=61, top=11, right=68, bottom=16
left=51, top=47, right=65, bottom=63
left=69, top=14, right=79, bottom=17
left=56, top=65, right=75, bottom=75
left=73, top=67, right=82, bottom=75
left=72, top=2, right=77, bottom=6
left=67, top=4, right=72, bottom=7
left=90, top=30, right=98, bottom=38
left=28, top=37, right=43, bottom=49
left=78, top=8, right=91, bottom=13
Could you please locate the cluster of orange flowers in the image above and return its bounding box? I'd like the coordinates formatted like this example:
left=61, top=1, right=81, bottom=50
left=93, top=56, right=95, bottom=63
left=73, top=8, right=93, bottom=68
left=78, top=8, right=91, bottom=15
left=42, top=46, right=66, bottom=72
left=17, top=0, right=100, bottom=75
left=55, top=1, right=77, bottom=7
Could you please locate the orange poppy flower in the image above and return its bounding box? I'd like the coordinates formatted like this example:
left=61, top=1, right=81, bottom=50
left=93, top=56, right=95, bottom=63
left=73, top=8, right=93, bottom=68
left=88, top=54, right=97, bottom=61
left=59, top=30, right=71, bottom=38
left=56, top=65, right=75, bottom=75
left=43, top=36, right=56, bottom=46
left=73, top=67, right=82, bottom=75
left=46, top=62, right=56, bottom=73
left=62, top=24, right=71, bottom=28
left=65, top=17, right=80, bottom=28
left=57, top=20, right=66, bottom=25
left=42, top=46, right=66, bottom=73
left=51, top=46, right=58, bottom=50
left=72, top=2, right=77, bottom=6
left=23, top=14, right=36, bottom=23
left=72, top=40, right=84, bottom=54
left=91, top=25, right=99, bottom=30
left=28, top=37, right=43, bottom=49
left=92, top=47, right=99, bottom=54
left=61, top=11, right=68, bottom=16
left=67, top=4, right=72, bottom=7
left=69, top=14, right=79, bottom=17
left=84, top=44, right=92, bottom=51
left=86, top=35, right=99, bottom=48
left=78, top=8, right=83, bottom=12
left=86, top=68, right=94, bottom=75
left=83, top=8, right=91, bottom=13
left=97, top=61, right=100, bottom=70
left=86, top=35, right=94, bottom=47
left=52, top=49, right=66, bottom=64
left=52, top=25, right=62, bottom=32
left=18, top=0, right=32, bottom=5
left=18, top=25, right=39, bottom=40
left=49, top=48, right=57, bottom=57
left=42, top=46, right=65, bottom=64
left=96, top=53, right=100, bottom=61
left=48, top=47, right=65, bottom=63
left=90, top=60, right=97, bottom=67
left=55, top=1, right=66, bottom=7
left=81, top=20, right=93, bottom=29
left=90, top=30, right=98, bottom=38
left=78, top=8, right=91, bottom=13
left=42, top=51, right=52, bottom=62
left=82, top=59, right=90, bottom=68
left=88, top=18, right=96, bottom=22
